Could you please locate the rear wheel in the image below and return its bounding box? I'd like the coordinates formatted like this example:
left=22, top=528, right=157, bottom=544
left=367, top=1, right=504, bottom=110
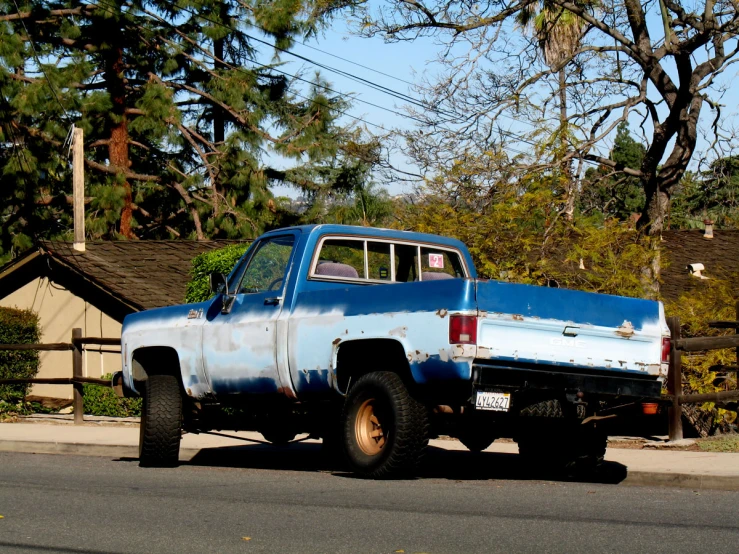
left=457, top=432, right=496, bottom=453
left=342, top=371, right=428, bottom=478
left=139, top=374, right=182, bottom=467
left=517, top=399, right=606, bottom=476
left=455, top=412, right=497, bottom=453
left=261, top=428, right=297, bottom=445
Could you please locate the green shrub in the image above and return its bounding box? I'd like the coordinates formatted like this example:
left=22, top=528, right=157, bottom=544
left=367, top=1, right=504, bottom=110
left=664, top=277, right=737, bottom=428
left=82, top=374, right=141, bottom=417
left=185, top=242, right=250, bottom=303
left=0, top=307, right=40, bottom=405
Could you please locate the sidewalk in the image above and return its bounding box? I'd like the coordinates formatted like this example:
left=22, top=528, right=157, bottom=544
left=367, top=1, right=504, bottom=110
left=1, top=418, right=738, bottom=491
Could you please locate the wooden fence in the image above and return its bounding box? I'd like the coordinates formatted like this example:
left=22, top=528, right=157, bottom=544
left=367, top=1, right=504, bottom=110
left=0, top=327, right=119, bottom=425
left=665, top=300, right=739, bottom=441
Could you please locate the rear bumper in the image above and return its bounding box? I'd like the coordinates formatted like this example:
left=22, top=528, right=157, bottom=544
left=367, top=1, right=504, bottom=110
left=472, top=360, right=661, bottom=400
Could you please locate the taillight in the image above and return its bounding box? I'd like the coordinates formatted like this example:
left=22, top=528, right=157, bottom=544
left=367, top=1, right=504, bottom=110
left=450, top=315, right=477, bottom=345
left=661, top=337, right=671, bottom=363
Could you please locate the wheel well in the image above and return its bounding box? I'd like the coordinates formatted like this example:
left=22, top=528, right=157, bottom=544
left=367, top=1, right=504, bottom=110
left=335, top=339, right=413, bottom=394
left=131, top=346, right=181, bottom=382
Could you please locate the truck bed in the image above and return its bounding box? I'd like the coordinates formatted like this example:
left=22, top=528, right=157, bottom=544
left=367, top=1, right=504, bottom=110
left=474, top=280, right=666, bottom=377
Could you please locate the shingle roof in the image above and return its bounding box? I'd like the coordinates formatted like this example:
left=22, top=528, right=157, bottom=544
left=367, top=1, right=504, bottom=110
left=660, top=230, right=739, bottom=301
left=39, top=240, right=248, bottom=312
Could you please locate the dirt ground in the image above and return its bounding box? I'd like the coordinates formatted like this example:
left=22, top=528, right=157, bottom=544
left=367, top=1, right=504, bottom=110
left=608, top=436, right=739, bottom=453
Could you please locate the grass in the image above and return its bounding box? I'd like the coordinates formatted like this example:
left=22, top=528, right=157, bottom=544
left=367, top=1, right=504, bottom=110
left=697, top=435, right=739, bottom=453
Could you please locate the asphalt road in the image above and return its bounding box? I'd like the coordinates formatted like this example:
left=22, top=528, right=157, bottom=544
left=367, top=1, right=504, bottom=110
left=1, top=445, right=739, bottom=554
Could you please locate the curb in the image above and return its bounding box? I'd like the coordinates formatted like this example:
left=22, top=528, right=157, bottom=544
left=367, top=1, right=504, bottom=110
left=2, top=440, right=738, bottom=491
left=621, top=471, right=739, bottom=491
left=0, top=440, right=200, bottom=462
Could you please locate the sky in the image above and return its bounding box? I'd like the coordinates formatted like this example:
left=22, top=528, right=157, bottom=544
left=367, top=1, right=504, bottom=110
left=266, top=18, right=448, bottom=198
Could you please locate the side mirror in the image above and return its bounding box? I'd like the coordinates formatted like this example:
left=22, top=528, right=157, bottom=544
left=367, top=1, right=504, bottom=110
left=209, top=272, right=228, bottom=296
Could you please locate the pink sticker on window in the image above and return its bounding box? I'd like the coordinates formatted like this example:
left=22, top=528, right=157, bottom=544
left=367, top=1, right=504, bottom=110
left=429, top=254, right=444, bottom=268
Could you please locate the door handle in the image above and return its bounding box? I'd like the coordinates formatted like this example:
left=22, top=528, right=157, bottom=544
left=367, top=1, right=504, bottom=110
left=264, top=297, right=281, bottom=306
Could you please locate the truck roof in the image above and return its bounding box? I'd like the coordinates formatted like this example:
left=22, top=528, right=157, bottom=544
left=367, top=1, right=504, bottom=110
left=261, top=224, right=468, bottom=250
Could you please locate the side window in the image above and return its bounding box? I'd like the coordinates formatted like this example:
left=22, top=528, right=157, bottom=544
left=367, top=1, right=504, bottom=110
left=394, top=244, right=418, bottom=283
left=367, top=241, right=392, bottom=281
left=310, top=237, right=466, bottom=283
left=237, top=235, right=295, bottom=294
left=315, top=239, right=365, bottom=279
left=420, top=247, right=465, bottom=280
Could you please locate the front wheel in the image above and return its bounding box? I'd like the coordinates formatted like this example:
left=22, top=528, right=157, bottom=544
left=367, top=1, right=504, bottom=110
left=139, top=374, right=182, bottom=467
left=341, top=372, right=428, bottom=478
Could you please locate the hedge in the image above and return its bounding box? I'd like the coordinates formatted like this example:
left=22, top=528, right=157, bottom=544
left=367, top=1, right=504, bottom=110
left=185, top=242, right=250, bottom=304
left=0, top=307, right=40, bottom=404
left=82, top=374, right=141, bottom=417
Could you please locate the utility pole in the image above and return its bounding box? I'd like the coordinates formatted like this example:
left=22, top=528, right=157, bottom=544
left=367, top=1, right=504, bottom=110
left=72, top=126, right=85, bottom=252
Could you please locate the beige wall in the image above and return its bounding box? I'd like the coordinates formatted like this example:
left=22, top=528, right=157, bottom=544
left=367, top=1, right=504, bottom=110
left=0, top=277, right=122, bottom=399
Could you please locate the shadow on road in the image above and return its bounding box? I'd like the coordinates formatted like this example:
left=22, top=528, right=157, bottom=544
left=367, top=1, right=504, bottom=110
left=120, top=441, right=628, bottom=485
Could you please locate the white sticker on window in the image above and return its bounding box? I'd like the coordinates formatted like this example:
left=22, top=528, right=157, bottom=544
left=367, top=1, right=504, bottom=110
left=429, top=253, right=444, bottom=269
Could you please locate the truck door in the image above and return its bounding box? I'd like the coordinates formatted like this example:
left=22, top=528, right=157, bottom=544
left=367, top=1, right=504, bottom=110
left=201, top=233, right=296, bottom=395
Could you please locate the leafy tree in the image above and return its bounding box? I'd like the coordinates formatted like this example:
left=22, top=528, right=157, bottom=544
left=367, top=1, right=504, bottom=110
left=314, top=0, right=739, bottom=234
left=670, top=156, right=739, bottom=229
left=323, top=181, right=394, bottom=227
left=517, top=0, right=595, bottom=219
left=0, top=0, right=372, bottom=263
left=580, top=122, right=646, bottom=221
left=185, top=242, right=250, bottom=303
left=394, top=150, right=658, bottom=299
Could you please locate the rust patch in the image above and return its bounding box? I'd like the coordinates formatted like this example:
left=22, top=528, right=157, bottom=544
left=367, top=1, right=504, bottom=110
left=512, top=314, right=524, bottom=321
left=435, top=308, right=448, bottom=318
left=616, top=320, right=635, bottom=338
left=277, top=386, right=297, bottom=400
left=332, top=337, right=341, bottom=346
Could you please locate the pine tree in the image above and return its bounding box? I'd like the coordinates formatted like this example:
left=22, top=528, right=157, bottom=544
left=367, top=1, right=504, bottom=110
left=0, top=0, right=370, bottom=261
left=579, top=122, right=646, bottom=222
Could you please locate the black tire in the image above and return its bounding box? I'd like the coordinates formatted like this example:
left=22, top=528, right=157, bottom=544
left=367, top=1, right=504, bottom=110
left=517, top=399, right=606, bottom=476
left=457, top=432, right=496, bottom=453
left=261, top=429, right=297, bottom=445
left=139, top=374, right=182, bottom=467
left=341, top=371, right=428, bottom=478
left=455, top=413, right=497, bottom=453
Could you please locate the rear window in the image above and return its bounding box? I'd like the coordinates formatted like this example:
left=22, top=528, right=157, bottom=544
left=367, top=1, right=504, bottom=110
left=311, top=236, right=467, bottom=283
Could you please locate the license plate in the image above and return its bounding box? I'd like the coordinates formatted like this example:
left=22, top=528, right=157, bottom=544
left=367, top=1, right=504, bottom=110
left=475, top=391, right=511, bottom=411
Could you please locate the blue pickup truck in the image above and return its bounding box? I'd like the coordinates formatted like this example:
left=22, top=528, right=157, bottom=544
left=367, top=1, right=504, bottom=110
left=116, top=224, right=670, bottom=477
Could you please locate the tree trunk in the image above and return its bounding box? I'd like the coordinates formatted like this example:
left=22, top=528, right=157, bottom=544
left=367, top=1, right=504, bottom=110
left=640, top=95, right=702, bottom=235
left=559, top=68, right=575, bottom=221
left=104, top=43, right=134, bottom=239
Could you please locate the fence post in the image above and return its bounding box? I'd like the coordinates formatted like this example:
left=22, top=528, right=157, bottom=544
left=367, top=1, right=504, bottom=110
left=72, top=328, right=83, bottom=425
left=667, top=316, right=683, bottom=441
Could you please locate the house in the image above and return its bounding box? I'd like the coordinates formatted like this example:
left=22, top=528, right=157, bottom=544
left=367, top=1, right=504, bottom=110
left=0, top=240, right=244, bottom=399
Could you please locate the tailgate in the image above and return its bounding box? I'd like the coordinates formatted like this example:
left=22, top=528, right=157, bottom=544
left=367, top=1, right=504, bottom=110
left=475, top=281, right=666, bottom=376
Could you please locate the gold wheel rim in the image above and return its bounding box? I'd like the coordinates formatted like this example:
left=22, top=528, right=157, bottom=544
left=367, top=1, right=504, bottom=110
left=355, top=398, right=386, bottom=456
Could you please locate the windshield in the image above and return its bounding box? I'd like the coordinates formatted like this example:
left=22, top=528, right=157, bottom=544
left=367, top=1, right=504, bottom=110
left=236, top=235, right=295, bottom=294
